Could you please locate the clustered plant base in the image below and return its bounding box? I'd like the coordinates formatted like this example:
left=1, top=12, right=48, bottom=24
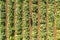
left=0, top=0, right=60, bottom=40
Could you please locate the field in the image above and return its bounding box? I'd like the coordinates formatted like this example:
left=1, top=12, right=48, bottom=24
left=0, top=0, right=60, bottom=40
